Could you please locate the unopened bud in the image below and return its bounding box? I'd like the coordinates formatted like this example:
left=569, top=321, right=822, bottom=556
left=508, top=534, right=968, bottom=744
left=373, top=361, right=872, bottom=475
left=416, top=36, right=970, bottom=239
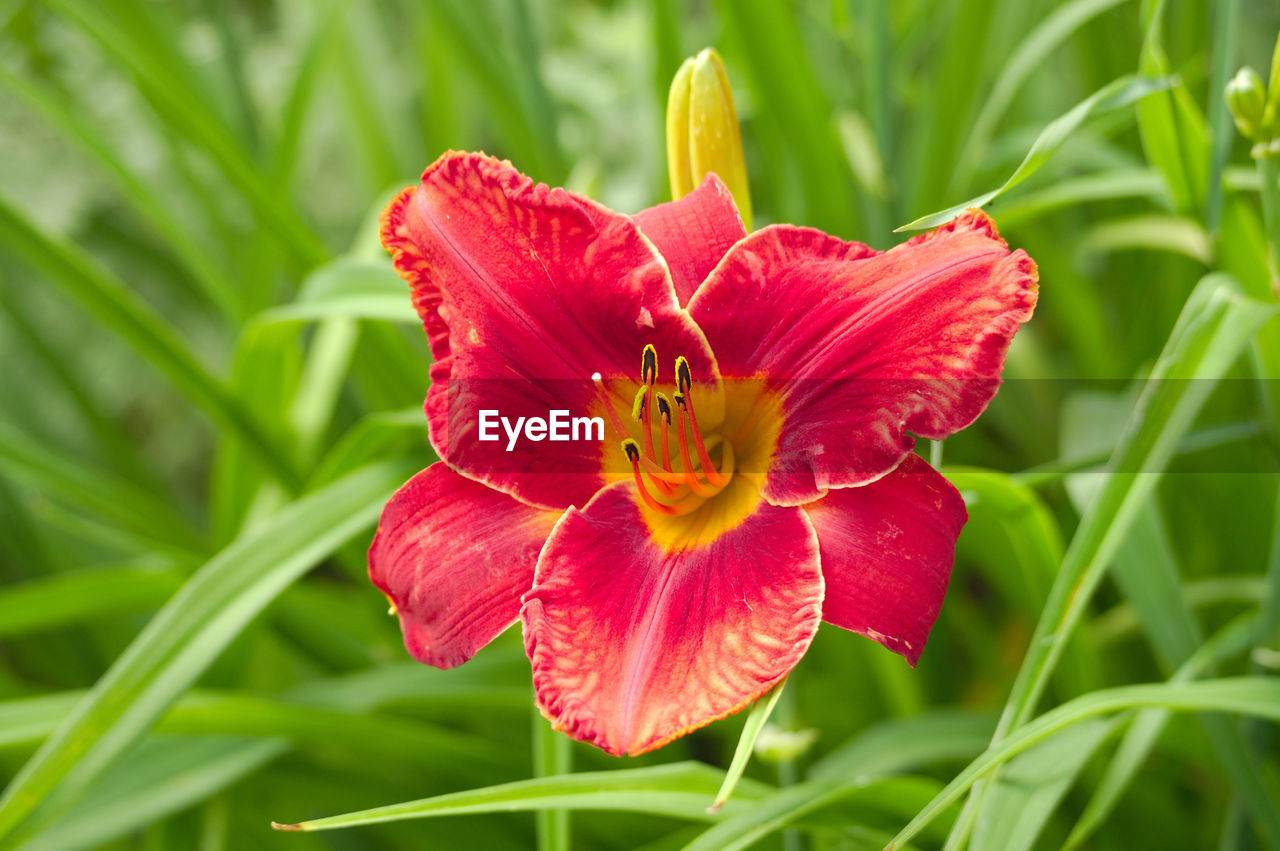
left=1226, top=66, right=1266, bottom=141
left=665, top=48, right=753, bottom=229
left=1265, top=32, right=1280, bottom=138
left=752, top=723, right=818, bottom=764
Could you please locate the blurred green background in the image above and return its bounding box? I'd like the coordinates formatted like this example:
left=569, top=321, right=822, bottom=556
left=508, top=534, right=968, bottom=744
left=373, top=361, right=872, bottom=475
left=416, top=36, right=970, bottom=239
left=2, top=0, right=1280, bottom=849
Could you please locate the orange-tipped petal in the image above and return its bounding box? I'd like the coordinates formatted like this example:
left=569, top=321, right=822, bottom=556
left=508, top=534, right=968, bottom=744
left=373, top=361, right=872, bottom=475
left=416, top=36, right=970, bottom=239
left=633, top=174, right=746, bottom=306
left=369, top=464, right=559, bottom=668
left=804, top=454, right=967, bottom=665
left=380, top=152, right=719, bottom=510
left=687, top=209, right=1037, bottom=505
left=521, top=482, right=823, bottom=756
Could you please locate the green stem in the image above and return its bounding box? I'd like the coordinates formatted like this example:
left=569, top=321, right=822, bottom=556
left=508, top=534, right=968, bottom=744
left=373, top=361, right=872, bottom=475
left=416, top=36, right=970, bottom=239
left=773, top=683, right=804, bottom=851
left=1258, top=154, right=1280, bottom=297
left=532, top=704, right=571, bottom=851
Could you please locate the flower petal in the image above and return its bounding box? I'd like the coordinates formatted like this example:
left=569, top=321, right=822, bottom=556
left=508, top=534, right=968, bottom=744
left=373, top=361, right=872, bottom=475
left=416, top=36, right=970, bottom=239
left=369, top=463, right=560, bottom=669
left=632, top=174, right=747, bottom=306
left=803, top=454, right=966, bottom=665
left=687, top=209, right=1037, bottom=505
left=521, top=482, right=822, bottom=756
left=381, top=152, right=719, bottom=509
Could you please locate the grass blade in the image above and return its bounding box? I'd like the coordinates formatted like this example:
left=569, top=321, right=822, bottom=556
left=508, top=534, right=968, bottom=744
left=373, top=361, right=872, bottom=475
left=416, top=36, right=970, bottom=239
left=996, top=275, right=1275, bottom=739
left=0, top=196, right=300, bottom=487
left=955, top=274, right=1276, bottom=843
left=954, top=0, right=1132, bottom=190
left=272, top=763, right=774, bottom=832
left=0, top=563, right=183, bottom=638
left=672, top=712, right=994, bottom=851
left=263, top=258, right=418, bottom=324
left=17, top=737, right=285, bottom=851
left=0, top=461, right=414, bottom=842
left=0, top=422, right=205, bottom=555
left=1064, top=614, right=1260, bottom=849
left=47, top=0, right=329, bottom=265
left=969, top=718, right=1120, bottom=851
left=709, top=679, right=787, bottom=813
left=889, top=677, right=1280, bottom=850
left=898, top=75, right=1171, bottom=231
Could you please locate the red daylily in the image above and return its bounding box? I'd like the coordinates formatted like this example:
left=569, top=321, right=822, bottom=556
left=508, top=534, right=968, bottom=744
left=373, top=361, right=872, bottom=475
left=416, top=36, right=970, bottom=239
left=372, top=151, right=1037, bottom=756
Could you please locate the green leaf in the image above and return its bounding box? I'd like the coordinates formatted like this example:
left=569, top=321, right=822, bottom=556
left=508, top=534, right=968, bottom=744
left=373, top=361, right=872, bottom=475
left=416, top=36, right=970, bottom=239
left=809, top=710, right=996, bottom=782
left=944, top=469, right=1063, bottom=613
left=960, top=275, right=1276, bottom=841
left=889, top=678, right=1280, bottom=849
left=0, top=65, right=242, bottom=319
left=272, top=763, right=774, bottom=832
left=709, top=678, right=787, bottom=812
left=46, top=0, right=329, bottom=265
left=969, top=718, right=1120, bottom=851
left=1078, top=215, right=1212, bottom=263
left=16, top=737, right=285, bottom=851
left=0, top=196, right=300, bottom=488
left=954, top=0, right=1131, bottom=188
left=995, top=275, right=1275, bottom=738
left=263, top=258, right=418, bottom=324
left=311, top=408, right=431, bottom=487
left=0, top=563, right=183, bottom=638
left=0, top=461, right=414, bottom=843
left=898, top=75, right=1172, bottom=231
left=1135, top=0, right=1208, bottom=214
left=681, top=775, right=949, bottom=851
left=672, top=712, right=993, bottom=851
left=0, top=422, right=205, bottom=555
left=1064, top=615, right=1260, bottom=850
left=994, top=168, right=1167, bottom=226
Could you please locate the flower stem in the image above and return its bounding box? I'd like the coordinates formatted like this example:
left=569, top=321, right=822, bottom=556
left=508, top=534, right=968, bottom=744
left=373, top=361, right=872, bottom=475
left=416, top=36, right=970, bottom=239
left=1257, top=153, right=1280, bottom=298
left=533, top=705, right=571, bottom=851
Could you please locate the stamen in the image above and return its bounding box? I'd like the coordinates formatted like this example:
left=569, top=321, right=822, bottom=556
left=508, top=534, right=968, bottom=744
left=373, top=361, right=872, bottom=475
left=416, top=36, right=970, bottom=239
left=673, top=395, right=717, bottom=497
left=642, top=344, right=658, bottom=387
left=631, top=386, right=656, bottom=460
left=596, top=377, right=632, bottom=441
left=623, top=439, right=678, bottom=515
left=675, top=382, right=730, bottom=488
left=655, top=392, right=673, bottom=472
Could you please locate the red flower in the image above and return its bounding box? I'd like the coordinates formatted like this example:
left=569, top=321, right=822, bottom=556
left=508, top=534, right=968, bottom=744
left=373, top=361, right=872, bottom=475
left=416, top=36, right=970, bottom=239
left=371, top=152, right=1037, bottom=756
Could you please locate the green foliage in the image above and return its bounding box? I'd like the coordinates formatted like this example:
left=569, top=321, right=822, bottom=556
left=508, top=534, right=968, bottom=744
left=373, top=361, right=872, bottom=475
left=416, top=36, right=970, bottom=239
left=1, top=1, right=1278, bottom=850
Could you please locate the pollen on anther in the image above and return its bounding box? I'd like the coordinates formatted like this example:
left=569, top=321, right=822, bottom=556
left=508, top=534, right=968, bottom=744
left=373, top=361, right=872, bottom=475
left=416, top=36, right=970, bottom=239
left=630, top=386, right=648, bottom=421
left=655, top=393, right=672, bottom=425
left=675, top=356, right=692, bottom=394
left=642, top=344, right=658, bottom=386
left=621, top=438, right=642, bottom=462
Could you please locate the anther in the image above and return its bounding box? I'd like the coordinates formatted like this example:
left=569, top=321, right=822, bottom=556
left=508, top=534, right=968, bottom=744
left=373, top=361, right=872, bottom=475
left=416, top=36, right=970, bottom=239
left=630, top=386, right=648, bottom=422
left=654, top=393, right=672, bottom=425
left=675, top=356, right=693, bottom=394
left=642, top=344, right=658, bottom=387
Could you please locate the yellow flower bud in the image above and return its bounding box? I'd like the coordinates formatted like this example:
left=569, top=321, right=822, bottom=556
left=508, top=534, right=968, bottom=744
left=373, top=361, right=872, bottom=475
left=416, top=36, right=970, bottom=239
left=665, top=48, right=753, bottom=230
left=1226, top=66, right=1267, bottom=141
